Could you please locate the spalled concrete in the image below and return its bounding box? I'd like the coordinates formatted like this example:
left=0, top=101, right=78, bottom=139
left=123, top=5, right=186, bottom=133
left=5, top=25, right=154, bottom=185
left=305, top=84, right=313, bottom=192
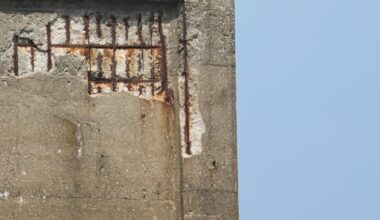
left=0, top=0, right=237, bottom=219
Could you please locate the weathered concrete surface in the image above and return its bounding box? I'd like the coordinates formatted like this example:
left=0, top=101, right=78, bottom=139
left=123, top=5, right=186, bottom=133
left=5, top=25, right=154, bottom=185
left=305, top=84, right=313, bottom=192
left=180, top=0, right=238, bottom=219
left=0, top=73, right=181, bottom=219
left=0, top=0, right=178, bottom=8
left=0, top=0, right=237, bottom=219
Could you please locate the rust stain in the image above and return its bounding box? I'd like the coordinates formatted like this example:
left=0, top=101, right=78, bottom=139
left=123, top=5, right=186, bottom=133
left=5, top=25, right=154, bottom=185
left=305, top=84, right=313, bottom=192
left=128, top=49, right=136, bottom=76
left=126, top=84, right=132, bottom=91
left=152, top=48, right=161, bottom=78
left=88, top=48, right=97, bottom=71
left=73, top=48, right=86, bottom=56
left=103, top=49, right=112, bottom=59
left=13, top=14, right=170, bottom=102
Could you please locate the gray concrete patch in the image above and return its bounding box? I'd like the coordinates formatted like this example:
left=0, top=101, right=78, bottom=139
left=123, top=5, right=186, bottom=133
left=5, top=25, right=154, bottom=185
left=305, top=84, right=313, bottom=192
left=0, top=0, right=237, bottom=219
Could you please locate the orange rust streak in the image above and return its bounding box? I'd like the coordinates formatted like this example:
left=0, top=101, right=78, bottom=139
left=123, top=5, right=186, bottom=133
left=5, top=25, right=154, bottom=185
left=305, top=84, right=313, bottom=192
left=103, top=49, right=112, bottom=59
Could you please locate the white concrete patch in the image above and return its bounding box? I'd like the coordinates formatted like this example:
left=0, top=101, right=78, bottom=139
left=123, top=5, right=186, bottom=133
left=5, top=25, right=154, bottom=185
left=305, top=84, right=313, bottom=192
left=0, top=191, right=10, bottom=199
left=74, top=121, right=83, bottom=158
left=179, top=68, right=206, bottom=158
left=18, top=196, right=23, bottom=212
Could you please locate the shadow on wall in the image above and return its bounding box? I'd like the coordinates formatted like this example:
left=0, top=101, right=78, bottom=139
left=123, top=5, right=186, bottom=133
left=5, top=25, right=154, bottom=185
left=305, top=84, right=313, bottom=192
left=0, top=0, right=179, bottom=12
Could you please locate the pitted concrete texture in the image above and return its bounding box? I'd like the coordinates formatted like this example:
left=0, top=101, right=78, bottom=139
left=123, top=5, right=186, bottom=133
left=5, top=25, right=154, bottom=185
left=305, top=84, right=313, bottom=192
left=0, top=0, right=237, bottom=219
left=0, top=74, right=179, bottom=220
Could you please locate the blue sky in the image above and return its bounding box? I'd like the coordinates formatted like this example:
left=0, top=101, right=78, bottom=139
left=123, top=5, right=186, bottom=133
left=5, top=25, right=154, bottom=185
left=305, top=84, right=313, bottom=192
left=236, top=0, right=380, bottom=219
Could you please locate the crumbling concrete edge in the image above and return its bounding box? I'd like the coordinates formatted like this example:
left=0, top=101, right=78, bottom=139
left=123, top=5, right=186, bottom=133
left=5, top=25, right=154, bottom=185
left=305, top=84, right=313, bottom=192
left=179, top=0, right=238, bottom=219
left=178, top=0, right=206, bottom=158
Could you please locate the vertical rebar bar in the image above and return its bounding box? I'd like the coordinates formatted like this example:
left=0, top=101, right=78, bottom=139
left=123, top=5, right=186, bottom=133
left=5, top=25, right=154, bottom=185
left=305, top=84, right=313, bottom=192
left=180, top=1, right=192, bottom=155
left=110, top=15, right=117, bottom=91
left=12, top=34, right=19, bottom=76
left=46, top=24, right=52, bottom=71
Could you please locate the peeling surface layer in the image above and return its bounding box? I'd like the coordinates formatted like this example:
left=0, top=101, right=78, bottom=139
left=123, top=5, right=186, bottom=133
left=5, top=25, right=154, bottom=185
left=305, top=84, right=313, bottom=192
left=10, top=12, right=172, bottom=103
left=178, top=0, right=206, bottom=158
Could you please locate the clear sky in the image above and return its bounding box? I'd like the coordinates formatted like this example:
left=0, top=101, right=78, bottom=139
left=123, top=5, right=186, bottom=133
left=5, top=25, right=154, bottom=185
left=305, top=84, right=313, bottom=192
left=236, top=0, right=380, bottom=219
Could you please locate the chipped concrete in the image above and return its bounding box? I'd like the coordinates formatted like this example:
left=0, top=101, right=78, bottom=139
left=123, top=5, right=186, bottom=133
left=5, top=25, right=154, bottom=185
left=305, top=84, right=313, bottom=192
left=0, top=0, right=237, bottom=219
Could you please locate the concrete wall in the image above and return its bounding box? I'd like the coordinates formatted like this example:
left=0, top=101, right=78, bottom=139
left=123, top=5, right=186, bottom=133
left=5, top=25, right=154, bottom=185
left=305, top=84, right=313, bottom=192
left=180, top=1, right=237, bottom=219
left=0, top=0, right=237, bottom=219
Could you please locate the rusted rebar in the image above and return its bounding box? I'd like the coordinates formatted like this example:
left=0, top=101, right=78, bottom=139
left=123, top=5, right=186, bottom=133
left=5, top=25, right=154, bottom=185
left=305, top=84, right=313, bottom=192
left=50, top=43, right=159, bottom=49
left=125, top=49, right=131, bottom=78
left=149, top=13, right=156, bottom=96
left=137, top=14, right=144, bottom=45
left=96, top=53, right=104, bottom=79
left=30, top=47, right=35, bottom=72
left=110, top=15, right=117, bottom=91
left=158, top=13, right=168, bottom=94
left=91, top=77, right=160, bottom=84
left=83, top=15, right=90, bottom=41
left=181, top=0, right=192, bottom=155
left=83, top=15, right=91, bottom=73
left=63, top=15, right=70, bottom=44
left=123, top=16, right=130, bottom=42
left=46, top=23, right=52, bottom=71
left=12, top=34, right=19, bottom=76
left=13, top=13, right=168, bottom=98
left=137, top=14, right=145, bottom=74
left=96, top=15, right=102, bottom=38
